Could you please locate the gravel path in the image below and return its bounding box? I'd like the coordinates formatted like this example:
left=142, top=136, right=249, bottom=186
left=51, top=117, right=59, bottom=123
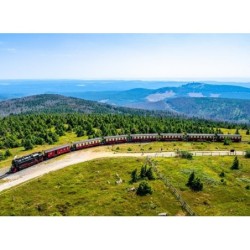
left=0, top=149, right=245, bottom=193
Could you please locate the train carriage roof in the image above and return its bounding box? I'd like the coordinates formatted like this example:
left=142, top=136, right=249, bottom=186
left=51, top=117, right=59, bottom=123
left=187, top=133, right=215, bottom=136
left=104, top=135, right=128, bottom=139
left=161, top=133, right=183, bottom=136
left=44, top=144, right=71, bottom=153
left=130, top=133, right=158, bottom=137
left=72, top=138, right=102, bottom=145
left=217, top=134, right=241, bottom=137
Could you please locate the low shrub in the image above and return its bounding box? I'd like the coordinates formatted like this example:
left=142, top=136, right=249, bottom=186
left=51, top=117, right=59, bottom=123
left=245, top=150, right=250, bottom=158
left=136, top=181, right=153, bottom=196
left=179, top=151, right=193, bottom=160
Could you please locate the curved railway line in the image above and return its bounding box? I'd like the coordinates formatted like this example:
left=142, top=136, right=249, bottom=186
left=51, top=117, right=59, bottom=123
left=6, top=132, right=243, bottom=173
left=0, top=147, right=247, bottom=193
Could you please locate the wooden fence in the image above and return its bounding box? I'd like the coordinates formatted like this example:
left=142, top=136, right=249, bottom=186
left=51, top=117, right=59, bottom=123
left=146, top=157, right=197, bottom=216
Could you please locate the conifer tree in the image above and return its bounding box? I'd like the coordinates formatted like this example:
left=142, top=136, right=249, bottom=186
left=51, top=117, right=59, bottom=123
left=231, top=156, right=239, bottom=170
left=131, top=169, right=138, bottom=183
left=146, top=167, right=155, bottom=180
left=186, top=171, right=195, bottom=187
left=140, top=165, right=147, bottom=179
left=136, top=181, right=153, bottom=196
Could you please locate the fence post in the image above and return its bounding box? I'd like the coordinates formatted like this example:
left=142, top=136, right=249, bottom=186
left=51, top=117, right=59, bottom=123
left=147, top=158, right=196, bottom=216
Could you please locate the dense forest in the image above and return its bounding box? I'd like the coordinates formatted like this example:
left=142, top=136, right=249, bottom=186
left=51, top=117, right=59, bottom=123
left=0, top=94, right=176, bottom=117
left=166, top=97, right=250, bottom=123
left=0, top=113, right=247, bottom=150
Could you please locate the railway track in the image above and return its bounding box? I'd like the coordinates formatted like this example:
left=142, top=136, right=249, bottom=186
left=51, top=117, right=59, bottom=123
left=0, top=172, right=10, bottom=180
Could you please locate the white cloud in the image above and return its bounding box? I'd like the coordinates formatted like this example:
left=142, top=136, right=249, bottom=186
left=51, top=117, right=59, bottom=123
left=146, top=90, right=176, bottom=102
left=210, top=93, right=220, bottom=97
left=77, top=84, right=86, bottom=87
left=99, top=99, right=109, bottom=103
left=1, top=47, right=17, bottom=53
left=188, top=92, right=204, bottom=97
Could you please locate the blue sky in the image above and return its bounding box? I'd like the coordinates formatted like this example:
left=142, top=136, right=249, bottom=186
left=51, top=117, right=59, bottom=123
left=1, top=34, right=250, bottom=81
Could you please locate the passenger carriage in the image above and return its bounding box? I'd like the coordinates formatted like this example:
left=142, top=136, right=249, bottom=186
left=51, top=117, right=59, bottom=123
left=160, top=133, right=183, bottom=141
left=44, top=144, right=71, bottom=159
left=217, top=134, right=241, bottom=142
left=187, top=133, right=215, bottom=142
left=130, top=133, right=158, bottom=142
left=104, top=135, right=128, bottom=145
left=72, top=138, right=102, bottom=150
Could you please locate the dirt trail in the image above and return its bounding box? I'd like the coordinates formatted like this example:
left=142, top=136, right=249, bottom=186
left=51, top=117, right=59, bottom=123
left=0, top=149, right=245, bottom=193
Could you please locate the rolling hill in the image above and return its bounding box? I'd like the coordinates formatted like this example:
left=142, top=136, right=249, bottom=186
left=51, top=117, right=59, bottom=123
left=0, top=94, right=176, bottom=117
left=0, top=92, right=250, bottom=123
left=77, top=82, right=250, bottom=105
left=166, top=97, right=250, bottom=123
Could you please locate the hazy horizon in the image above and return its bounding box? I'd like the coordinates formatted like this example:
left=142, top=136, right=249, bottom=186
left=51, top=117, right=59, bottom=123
left=1, top=79, right=250, bottom=89
left=1, top=34, right=250, bottom=80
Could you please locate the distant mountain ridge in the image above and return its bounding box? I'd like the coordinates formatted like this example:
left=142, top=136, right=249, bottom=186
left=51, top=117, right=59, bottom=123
left=166, top=97, right=250, bottom=123
left=77, top=82, right=250, bottom=105
left=73, top=82, right=250, bottom=123
left=0, top=94, right=176, bottom=117
left=1, top=83, right=250, bottom=123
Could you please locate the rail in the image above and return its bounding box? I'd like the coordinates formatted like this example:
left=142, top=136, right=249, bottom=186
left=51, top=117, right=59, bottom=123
left=0, top=173, right=9, bottom=180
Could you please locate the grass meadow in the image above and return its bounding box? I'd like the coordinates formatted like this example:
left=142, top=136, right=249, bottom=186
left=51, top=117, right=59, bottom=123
left=0, top=156, right=249, bottom=216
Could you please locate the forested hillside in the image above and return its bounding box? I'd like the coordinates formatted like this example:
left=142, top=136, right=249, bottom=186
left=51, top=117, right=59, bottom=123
left=0, top=94, right=175, bottom=117
left=0, top=113, right=246, bottom=151
left=166, top=97, right=250, bottom=123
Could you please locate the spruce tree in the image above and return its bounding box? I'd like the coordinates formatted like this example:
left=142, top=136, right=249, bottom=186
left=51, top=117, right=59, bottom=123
left=231, top=156, right=239, bottom=170
left=136, top=181, right=153, bottom=196
left=131, top=169, right=138, bottom=183
left=4, top=149, right=12, bottom=158
left=245, top=150, right=250, bottom=158
left=140, top=165, right=147, bottom=179
left=23, top=139, right=34, bottom=150
left=146, top=167, right=155, bottom=180
left=186, top=171, right=195, bottom=187
left=191, top=178, right=203, bottom=191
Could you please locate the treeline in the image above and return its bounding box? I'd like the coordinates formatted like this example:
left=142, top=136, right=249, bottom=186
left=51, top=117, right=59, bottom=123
left=0, top=113, right=247, bottom=150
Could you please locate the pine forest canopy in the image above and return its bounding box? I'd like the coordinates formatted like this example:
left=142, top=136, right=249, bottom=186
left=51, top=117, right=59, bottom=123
left=0, top=113, right=247, bottom=150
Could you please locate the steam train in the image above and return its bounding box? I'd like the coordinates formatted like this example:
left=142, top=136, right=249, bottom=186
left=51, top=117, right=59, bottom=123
left=9, top=133, right=241, bottom=173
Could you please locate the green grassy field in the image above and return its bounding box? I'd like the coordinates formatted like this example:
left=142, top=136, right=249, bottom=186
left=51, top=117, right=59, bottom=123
left=220, top=128, right=250, bottom=141
left=105, top=141, right=250, bottom=153
left=0, top=158, right=183, bottom=216
left=0, top=155, right=249, bottom=216
left=156, top=156, right=250, bottom=216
